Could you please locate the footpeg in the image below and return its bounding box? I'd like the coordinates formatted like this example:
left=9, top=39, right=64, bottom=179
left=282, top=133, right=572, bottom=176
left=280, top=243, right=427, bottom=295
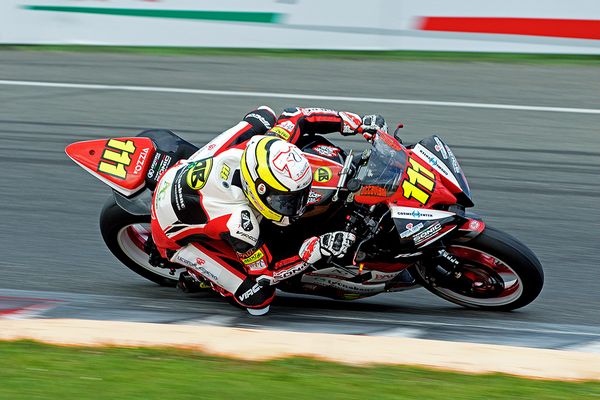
left=177, top=271, right=210, bottom=293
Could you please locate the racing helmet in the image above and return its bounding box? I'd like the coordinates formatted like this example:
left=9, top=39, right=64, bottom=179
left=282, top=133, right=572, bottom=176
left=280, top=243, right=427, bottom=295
left=240, top=135, right=312, bottom=224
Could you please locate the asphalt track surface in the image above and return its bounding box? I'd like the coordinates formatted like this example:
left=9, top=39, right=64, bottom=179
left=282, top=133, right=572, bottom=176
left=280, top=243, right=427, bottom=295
left=1, top=52, right=599, bottom=349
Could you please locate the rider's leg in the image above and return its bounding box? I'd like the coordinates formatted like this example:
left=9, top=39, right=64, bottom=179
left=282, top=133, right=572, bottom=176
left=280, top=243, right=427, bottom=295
left=171, top=243, right=275, bottom=315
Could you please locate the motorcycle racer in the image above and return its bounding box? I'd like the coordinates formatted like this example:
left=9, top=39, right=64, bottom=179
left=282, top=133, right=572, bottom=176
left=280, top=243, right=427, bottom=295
left=150, top=106, right=387, bottom=315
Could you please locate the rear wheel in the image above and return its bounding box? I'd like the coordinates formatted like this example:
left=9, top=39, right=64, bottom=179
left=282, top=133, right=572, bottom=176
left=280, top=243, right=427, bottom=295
left=413, top=226, right=544, bottom=311
left=99, top=196, right=182, bottom=286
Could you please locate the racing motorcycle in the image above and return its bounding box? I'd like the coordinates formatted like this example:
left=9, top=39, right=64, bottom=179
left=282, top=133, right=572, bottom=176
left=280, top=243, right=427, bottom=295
left=66, top=127, right=544, bottom=311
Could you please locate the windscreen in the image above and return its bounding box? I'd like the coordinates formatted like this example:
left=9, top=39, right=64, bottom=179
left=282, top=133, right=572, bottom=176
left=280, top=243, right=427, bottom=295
left=355, top=135, right=407, bottom=195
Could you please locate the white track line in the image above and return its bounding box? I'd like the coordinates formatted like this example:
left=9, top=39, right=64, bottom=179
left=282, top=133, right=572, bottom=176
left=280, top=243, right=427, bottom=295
left=1, top=79, right=600, bottom=115
left=292, top=313, right=600, bottom=337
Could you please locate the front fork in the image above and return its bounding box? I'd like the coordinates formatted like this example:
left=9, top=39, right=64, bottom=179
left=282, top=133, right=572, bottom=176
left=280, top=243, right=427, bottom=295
left=416, top=216, right=485, bottom=288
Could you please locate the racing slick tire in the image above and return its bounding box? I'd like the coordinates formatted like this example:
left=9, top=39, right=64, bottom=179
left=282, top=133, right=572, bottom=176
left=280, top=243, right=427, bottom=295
left=99, top=195, right=180, bottom=287
left=413, top=226, right=544, bottom=311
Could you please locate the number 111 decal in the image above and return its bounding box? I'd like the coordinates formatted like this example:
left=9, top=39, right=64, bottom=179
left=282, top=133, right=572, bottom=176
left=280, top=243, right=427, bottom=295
left=402, top=158, right=435, bottom=205
left=97, top=139, right=137, bottom=180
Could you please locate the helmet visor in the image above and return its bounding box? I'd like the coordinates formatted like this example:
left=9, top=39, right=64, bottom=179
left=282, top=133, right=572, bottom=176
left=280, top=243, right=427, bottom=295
left=266, top=186, right=311, bottom=217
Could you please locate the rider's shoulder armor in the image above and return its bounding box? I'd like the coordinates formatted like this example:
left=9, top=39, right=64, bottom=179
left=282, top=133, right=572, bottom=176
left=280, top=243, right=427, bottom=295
left=226, top=205, right=261, bottom=249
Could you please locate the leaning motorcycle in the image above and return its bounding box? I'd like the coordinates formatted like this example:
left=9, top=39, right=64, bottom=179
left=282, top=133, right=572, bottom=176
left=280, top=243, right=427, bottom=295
left=66, top=127, right=543, bottom=311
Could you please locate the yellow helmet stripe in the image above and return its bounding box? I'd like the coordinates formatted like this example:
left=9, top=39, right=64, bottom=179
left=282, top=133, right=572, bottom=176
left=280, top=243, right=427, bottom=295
left=255, top=137, right=288, bottom=192
left=240, top=150, right=283, bottom=222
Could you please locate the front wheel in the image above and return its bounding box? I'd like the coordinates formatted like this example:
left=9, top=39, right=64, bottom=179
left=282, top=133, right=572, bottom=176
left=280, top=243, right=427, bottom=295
left=99, top=195, right=182, bottom=287
left=413, top=226, right=544, bottom=311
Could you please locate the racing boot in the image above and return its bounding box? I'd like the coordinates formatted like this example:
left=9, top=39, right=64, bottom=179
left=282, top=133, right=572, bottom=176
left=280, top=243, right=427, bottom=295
left=177, top=271, right=211, bottom=293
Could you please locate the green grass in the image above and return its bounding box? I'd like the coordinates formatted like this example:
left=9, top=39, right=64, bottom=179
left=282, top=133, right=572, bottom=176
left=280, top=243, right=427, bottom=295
left=2, top=45, right=600, bottom=64
left=0, top=341, right=599, bottom=399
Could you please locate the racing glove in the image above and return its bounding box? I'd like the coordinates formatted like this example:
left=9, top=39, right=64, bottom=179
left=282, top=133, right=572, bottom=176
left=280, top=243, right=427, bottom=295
left=300, top=231, right=356, bottom=264
left=360, top=114, right=388, bottom=141
left=256, top=231, right=356, bottom=287
left=339, top=112, right=388, bottom=140
left=339, top=111, right=363, bottom=136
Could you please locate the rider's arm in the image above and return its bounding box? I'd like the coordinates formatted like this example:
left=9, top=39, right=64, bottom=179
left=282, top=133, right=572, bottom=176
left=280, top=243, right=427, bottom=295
left=191, top=106, right=276, bottom=159
left=267, top=107, right=365, bottom=144
left=224, top=206, right=309, bottom=281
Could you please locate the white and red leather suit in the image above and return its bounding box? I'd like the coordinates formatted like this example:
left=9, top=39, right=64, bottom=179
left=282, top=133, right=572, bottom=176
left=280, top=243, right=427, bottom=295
left=151, top=107, right=364, bottom=311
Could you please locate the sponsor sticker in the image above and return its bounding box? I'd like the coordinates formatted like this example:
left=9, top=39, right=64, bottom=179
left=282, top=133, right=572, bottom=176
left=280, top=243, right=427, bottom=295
left=186, top=158, right=213, bottom=190
left=236, top=230, right=258, bottom=244
left=413, top=222, right=442, bottom=245
left=147, top=152, right=161, bottom=179
left=157, top=155, right=172, bottom=179
left=273, top=262, right=308, bottom=281
left=220, top=164, right=231, bottom=180
left=196, top=266, right=219, bottom=282
left=246, top=259, right=267, bottom=272
left=434, top=137, right=448, bottom=159
left=446, top=146, right=461, bottom=173
left=240, top=210, right=254, bottom=231
left=469, top=220, right=481, bottom=230
left=174, top=178, right=186, bottom=211
left=279, top=120, right=295, bottom=132
left=301, top=107, right=336, bottom=115
left=312, top=145, right=340, bottom=158
left=306, top=276, right=382, bottom=294
left=307, top=191, right=322, bottom=205
left=133, top=147, right=149, bottom=175
left=359, top=185, right=386, bottom=197
left=175, top=255, right=195, bottom=268
left=270, top=126, right=290, bottom=140
left=371, top=271, right=401, bottom=282
left=314, top=167, right=333, bottom=183
left=239, top=283, right=261, bottom=301
left=241, top=249, right=264, bottom=265
left=400, top=222, right=424, bottom=238
left=155, top=180, right=171, bottom=203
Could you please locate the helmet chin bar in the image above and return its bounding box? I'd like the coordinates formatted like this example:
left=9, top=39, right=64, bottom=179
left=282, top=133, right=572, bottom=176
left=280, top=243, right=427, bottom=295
left=272, top=216, right=292, bottom=227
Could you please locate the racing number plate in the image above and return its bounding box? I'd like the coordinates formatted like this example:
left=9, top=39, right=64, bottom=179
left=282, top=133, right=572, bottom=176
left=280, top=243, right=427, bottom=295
left=97, top=138, right=137, bottom=179
left=401, top=158, right=435, bottom=205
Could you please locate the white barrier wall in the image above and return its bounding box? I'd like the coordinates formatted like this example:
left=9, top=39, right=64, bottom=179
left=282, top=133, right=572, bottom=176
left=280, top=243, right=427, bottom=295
left=2, top=0, right=600, bottom=54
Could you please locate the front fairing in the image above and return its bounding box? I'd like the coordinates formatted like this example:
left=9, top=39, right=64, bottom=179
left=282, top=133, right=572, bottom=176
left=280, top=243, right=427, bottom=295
left=353, top=133, right=458, bottom=208
left=412, top=135, right=473, bottom=207
left=352, top=133, right=476, bottom=251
